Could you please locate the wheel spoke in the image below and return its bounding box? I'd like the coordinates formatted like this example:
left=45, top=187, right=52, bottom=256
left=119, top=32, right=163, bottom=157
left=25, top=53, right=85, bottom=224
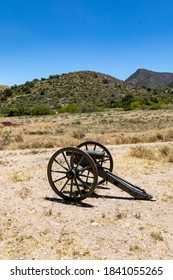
left=102, top=157, right=110, bottom=162
left=62, top=151, right=70, bottom=169
left=79, top=173, right=94, bottom=179
left=77, top=176, right=91, bottom=190
left=96, top=158, right=109, bottom=167
left=51, top=170, right=67, bottom=174
left=75, top=179, right=83, bottom=197
left=93, top=144, right=96, bottom=151
left=54, top=159, right=68, bottom=171
left=70, top=179, right=73, bottom=197
left=60, top=178, right=70, bottom=192
left=85, top=170, right=90, bottom=183
left=76, top=155, right=85, bottom=167
left=85, top=144, right=88, bottom=150
left=69, top=150, right=74, bottom=168
left=53, top=175, right=67, bottom=183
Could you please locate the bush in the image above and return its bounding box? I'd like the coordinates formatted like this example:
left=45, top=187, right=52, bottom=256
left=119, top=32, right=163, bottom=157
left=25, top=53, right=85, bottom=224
left=78, top=102, right=99, bottom=113
left=58, top=102, right=103, bottom=113
left=58, top=104, right=79, bottom=113
left=130, top=99, right=148, bottom=110
left=0, top=88, right=12, bottom=101
left=115, top=96, right=163, bottom=111
left=122, top=94, right=133, bottom=105
left=2, top=106, right=28, bottom=116
left=72, top=129, right=85, bottom=139
left=149, top=102, right=161, bottom=110
left=30, top=105, right=52, bottom=115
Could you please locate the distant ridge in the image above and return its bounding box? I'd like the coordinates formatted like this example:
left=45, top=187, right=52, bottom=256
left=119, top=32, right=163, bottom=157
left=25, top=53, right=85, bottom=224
left=125, top=69, right=173, bottom=89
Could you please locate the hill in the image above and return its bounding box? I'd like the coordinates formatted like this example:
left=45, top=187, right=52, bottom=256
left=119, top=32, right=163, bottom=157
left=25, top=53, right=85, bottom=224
left=125, top=68, right=173, bottom=89
left=0, top=70, right=173, bottom=116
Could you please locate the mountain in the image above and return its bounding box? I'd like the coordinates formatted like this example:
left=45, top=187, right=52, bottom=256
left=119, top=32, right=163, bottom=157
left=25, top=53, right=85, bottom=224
left=125, top=69, right=173, bottom=89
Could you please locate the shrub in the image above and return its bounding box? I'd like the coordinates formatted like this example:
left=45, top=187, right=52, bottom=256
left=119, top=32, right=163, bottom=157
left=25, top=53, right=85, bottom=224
left=158, top=145, right=173, bottom=162
left=149, top=102, right=161, bottom=110
left=58, top=104, right=79, bottom=113
left=30, top=105, right=52, bottom=116
left=130, top=99, right=148, bottom=109
left=122, top=94, right=133, bottom=105
left=0, top=88, right=12, bottom=101
left=115, top=97, right=163, bottom=111
left=2, top=106, right=28, bottom=116
left=151, top=232, right=164, bottom=241
left=72, top=129, right=85, bottom=139
left=78, top=102, right=99, bottom=113
left=0, top=129, right=12, bottom=148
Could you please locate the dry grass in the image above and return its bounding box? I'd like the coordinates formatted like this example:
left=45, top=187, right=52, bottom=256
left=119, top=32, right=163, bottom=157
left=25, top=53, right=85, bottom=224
left=130, top=144, right=173, bottom=163
left=9, top=170, right=32, bottom=183
left=0, top=108, right=173, bottom=150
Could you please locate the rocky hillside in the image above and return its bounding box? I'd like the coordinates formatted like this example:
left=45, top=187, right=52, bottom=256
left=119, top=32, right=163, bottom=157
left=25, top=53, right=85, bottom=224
left=0, top=71, right=173, bottom=115
left=125, top=69, right=173, bottom=89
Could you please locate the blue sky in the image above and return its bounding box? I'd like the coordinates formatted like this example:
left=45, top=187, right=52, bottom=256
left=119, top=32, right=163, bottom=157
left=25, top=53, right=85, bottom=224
left=0, top=0, right=173, bottom=85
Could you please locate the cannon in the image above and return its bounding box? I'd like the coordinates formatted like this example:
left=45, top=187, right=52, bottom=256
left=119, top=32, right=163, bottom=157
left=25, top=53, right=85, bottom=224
left=47, top=141, right=153, bottom=202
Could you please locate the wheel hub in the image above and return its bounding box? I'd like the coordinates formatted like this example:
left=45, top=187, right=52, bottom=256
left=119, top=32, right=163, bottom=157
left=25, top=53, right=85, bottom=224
left=66, top=169, right=76, bottom=179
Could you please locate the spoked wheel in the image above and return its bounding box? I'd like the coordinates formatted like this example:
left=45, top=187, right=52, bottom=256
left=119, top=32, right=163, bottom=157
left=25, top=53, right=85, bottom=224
left=77, top=141, right=113, bottom=185
left=47, top=147, right=98, bottom=202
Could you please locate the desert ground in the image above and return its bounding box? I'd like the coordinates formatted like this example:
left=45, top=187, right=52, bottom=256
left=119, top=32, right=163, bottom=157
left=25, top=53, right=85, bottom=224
left=0, top=108, right=173, bottom=260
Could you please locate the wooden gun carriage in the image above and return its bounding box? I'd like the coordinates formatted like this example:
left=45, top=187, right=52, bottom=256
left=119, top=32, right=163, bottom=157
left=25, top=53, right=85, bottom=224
left=47, top=141, right=153, bottom=202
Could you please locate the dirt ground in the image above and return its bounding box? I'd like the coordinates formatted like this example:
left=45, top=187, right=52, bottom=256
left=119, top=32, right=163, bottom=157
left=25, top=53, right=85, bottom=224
left=0, top=143, right=173, bottom=260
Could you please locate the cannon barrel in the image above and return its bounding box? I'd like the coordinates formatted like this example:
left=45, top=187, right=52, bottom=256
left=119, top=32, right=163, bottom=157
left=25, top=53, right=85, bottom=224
left=66, top=150, right=105, bottom=160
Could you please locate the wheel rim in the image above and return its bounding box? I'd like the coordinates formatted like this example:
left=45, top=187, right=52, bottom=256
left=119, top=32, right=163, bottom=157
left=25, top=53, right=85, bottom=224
left=47, top=147, right=98, bottom=201
left=77, top=141, right=113, bottom=185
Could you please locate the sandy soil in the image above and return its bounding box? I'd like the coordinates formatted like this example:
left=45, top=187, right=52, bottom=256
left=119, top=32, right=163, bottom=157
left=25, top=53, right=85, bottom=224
left=0, top=143, right=173, bottom=260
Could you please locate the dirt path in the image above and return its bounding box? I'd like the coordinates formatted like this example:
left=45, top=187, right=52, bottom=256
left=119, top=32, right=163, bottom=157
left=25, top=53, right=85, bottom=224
left=0, top=143, right=173, bottom=260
